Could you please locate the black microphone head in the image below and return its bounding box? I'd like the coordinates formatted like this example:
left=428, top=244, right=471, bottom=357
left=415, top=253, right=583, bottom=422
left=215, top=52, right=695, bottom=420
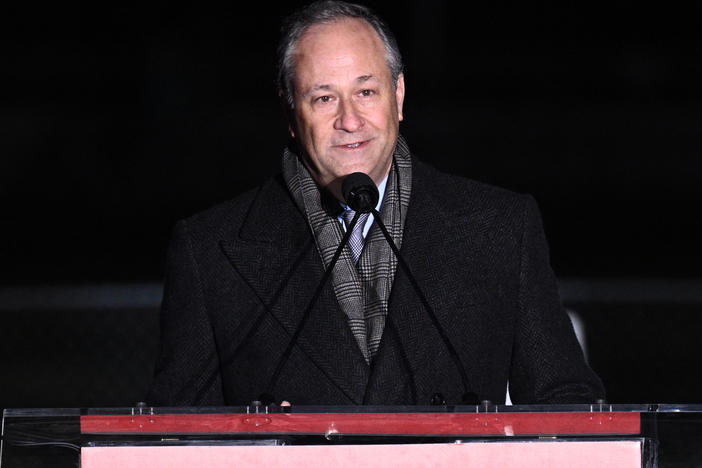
left=342, top=172, right=379, bottom=213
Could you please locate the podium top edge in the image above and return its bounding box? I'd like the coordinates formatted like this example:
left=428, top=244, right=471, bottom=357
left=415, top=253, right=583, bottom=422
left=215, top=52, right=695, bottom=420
left=5, top=403, right=702, bottom=417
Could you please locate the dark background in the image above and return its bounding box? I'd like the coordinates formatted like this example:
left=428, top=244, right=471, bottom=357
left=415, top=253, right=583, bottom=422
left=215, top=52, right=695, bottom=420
left=1, top=1, right=701, bottom=409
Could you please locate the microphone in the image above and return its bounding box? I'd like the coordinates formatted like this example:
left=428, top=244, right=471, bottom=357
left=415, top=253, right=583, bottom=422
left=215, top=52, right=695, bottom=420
left=342, top=173, right=379, bottom=213
left=342, top=172, right=477, bottom=405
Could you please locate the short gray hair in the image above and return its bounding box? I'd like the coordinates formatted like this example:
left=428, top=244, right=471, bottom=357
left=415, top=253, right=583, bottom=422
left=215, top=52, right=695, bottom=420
left=277, top=0, right=404, bottom=108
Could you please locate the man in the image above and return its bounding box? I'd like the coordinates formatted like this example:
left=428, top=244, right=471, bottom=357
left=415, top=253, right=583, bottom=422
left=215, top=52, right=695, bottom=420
left=148, top=1, right=604, bottom=406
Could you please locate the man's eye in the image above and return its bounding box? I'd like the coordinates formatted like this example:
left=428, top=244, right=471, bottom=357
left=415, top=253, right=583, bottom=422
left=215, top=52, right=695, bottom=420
left=360, top=89, right=375, bottom=97
left=315, top=95, right=332, bottom=103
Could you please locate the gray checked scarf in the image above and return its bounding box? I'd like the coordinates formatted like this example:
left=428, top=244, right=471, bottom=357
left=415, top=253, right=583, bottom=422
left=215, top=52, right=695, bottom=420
left=282, top=135, right=413, bottom=363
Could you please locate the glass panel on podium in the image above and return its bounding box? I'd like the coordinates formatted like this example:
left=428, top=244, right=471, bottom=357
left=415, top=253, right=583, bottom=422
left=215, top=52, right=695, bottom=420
left=3, top=404, right=702, bottom=467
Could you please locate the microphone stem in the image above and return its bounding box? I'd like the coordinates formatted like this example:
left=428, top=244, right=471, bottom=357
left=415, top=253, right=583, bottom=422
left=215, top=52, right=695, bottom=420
left=265, top=210, right=363, bottom=396
left=371, top=208, right=473, bottom=401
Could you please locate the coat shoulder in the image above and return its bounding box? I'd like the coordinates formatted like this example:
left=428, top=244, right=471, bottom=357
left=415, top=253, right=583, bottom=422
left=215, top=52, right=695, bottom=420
left=177, top=175, right=293, bottom=241
left=413, top=159, right=532, bottom=218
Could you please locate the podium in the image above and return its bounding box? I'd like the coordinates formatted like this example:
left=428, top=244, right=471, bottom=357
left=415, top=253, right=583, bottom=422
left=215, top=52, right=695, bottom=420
left=3, top=404, right=701, bottom=467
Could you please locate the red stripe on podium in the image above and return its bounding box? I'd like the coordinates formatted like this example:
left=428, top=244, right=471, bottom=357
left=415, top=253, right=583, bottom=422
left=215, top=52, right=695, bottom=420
left=81, top=412, right=640, bottom=436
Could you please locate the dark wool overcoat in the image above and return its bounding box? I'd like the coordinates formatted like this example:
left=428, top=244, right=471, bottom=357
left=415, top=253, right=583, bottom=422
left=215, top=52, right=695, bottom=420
left=148, top=158, right=604, bottom=406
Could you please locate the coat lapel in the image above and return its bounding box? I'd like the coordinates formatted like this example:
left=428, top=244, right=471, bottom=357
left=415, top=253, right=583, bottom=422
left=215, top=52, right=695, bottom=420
left=219, top=177, right=370, bottom=403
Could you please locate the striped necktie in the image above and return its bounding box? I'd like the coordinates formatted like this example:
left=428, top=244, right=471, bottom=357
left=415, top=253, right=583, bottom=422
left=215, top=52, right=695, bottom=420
left=341, top=209, right=370, bottom=264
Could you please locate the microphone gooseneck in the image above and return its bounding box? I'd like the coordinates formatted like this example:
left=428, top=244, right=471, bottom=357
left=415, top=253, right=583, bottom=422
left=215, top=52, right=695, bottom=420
left=369, top=210, right=477, bottom=405
left=343, top=171, right=475, bottom=404
left=342, top=172, right=379, bottom=213
left=264, top=201, right=364, bottom=400
left=266, top=174, right=376, bottom=401
left=267, top=171, right=476, bottom=405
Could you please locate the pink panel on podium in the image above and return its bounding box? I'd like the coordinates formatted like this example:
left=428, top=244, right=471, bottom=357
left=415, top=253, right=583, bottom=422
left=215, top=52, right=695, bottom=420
left=82, top=441, right=642, bottom=468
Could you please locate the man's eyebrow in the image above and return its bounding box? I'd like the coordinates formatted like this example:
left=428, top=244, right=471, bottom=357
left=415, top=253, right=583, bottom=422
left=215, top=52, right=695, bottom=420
left=357, top=75, right=378, bottom=83
left=308, top=84, right=332, bottom=94
left=303, top=75, right=380, bottom=96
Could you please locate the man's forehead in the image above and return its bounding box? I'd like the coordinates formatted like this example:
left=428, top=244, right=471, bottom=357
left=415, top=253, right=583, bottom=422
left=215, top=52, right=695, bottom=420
left=294, top=18, right=385, bottom=62
left=292, top=19, right=389, bottom=89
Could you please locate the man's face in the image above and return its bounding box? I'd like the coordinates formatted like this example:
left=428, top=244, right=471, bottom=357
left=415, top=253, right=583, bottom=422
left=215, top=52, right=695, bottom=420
left=289, top=18, right=405, bottom=201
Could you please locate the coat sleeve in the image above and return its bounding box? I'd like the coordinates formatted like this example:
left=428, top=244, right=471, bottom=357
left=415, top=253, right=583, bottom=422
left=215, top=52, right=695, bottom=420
left=146, top=219, right=225, bottom=406
left=508, top=196, right=605, bottom=404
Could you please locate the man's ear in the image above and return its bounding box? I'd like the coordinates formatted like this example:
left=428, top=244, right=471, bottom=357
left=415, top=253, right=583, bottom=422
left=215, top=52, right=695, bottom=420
left=279, top=89, right=296, bottom=137
left=395, top=73, right=405, bottom=122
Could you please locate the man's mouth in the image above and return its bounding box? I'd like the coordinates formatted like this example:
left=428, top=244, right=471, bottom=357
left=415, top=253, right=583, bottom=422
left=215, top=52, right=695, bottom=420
left=335, top=140, right=369, bottom=150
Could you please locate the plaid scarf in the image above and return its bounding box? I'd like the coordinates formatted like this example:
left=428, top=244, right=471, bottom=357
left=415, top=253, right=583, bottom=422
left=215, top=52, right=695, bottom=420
left=282, top=135, right=413, bottom=363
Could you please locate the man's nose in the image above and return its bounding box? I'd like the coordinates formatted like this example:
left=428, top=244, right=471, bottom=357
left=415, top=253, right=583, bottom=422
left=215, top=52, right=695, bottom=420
left=334, top=98, right=364, bottom=132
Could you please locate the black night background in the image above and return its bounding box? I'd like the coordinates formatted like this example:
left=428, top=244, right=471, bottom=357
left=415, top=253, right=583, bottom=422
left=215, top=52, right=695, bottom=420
left=1, top=1, right=701, bottom=410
